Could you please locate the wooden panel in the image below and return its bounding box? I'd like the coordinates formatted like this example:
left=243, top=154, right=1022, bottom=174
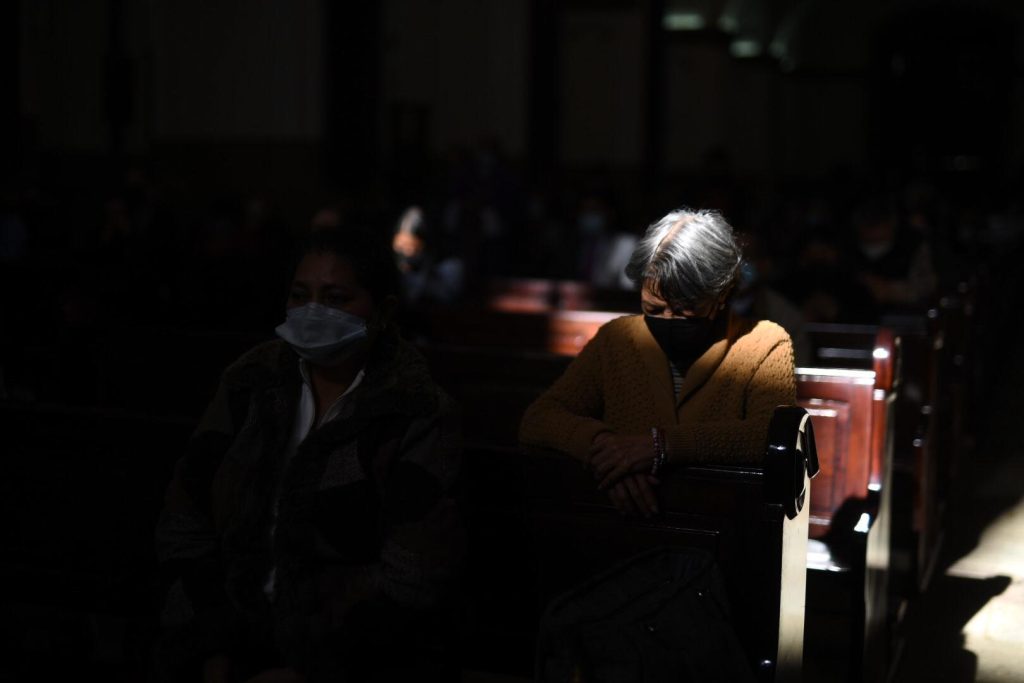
left=484, top=278, right=639, bottom=314
left=797, top=372, right=875, bottom=537
left=798, top=399, right=849, bottom=538
left=805, top=323, right=878, bottom=371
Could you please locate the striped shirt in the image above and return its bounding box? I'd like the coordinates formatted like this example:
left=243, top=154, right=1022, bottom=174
left=670, top=362, right=685, bottom=397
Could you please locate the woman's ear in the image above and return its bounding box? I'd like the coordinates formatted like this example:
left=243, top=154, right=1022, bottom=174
left=710, top=285, right=735, bottom=319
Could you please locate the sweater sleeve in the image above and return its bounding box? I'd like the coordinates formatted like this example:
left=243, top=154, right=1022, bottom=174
left=519, top=329, right=611, bottom=462
left=663, top=338, right=797, bottom=463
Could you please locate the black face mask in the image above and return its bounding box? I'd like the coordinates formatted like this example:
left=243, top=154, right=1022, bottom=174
left=644, top=315, right=716, bottom=369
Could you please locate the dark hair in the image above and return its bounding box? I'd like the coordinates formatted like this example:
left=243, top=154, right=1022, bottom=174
left=291, top=227, right=401, bottom=305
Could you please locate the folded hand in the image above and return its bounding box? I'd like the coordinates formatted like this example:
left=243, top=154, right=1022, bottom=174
left=606, top=473, right=661, bottom=517
left=590, top=432, right=656, bottom=489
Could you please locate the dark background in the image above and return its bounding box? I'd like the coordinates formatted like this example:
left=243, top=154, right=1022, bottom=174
left=1, top=0, right=1024, bottom=680
left=3, top=0, right=1024, bottom=404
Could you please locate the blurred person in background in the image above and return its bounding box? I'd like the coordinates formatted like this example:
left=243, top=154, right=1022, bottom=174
left=850, top=196, right=938, bottom=319
left=732, top=231, right=812, bottom=367
left=392, top=205, right=464, bottom=308
left=571, top=191, right=636, bottom=290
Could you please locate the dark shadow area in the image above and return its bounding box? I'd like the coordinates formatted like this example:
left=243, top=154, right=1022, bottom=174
left=891, top=256, right=1024, bottom=681
left=894, top=574, right=1011, bottom=683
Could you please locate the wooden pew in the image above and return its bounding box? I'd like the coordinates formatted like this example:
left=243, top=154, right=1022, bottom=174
left=482, top=278, right=639, bottom=314
left=425, top=295, right=973, bottom=681
left=804, top=319, right=944, bottom=593
left=418, top=307, right=894, bottom=679
left=797, top=326, right=907, bottom=682
left=797, top=356, right=896, bottom=683
left=525, top=406, right=818, bottom=683
left=882, top=315, right=944, bottom=594
left=798, top=326, right=898, bottom=538
left=928, top=285, right=975, bottom=507
left=423, top=307, right=623, bottom=356
left=418, top=335, right=820, bottom=680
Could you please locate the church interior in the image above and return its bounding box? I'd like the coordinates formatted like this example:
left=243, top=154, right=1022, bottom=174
left=2, top=1, right=1024, bottom=681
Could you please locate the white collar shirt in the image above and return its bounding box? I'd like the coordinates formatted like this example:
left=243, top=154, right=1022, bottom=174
left=264, top=360, right=365, bottom=599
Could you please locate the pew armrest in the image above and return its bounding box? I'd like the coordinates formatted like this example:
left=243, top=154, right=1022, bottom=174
left=765, top=406, right=819, bottom=520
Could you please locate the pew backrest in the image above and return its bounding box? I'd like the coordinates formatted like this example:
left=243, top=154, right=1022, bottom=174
left=796, top=328, right=899, bottom=539
left=484, top=278, right=639, bottom=314
left=424, top=308, right=623, bottom=356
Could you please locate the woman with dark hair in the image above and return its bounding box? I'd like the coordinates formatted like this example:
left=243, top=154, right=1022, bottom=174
left=156, top=229, right=462, bottom=682
left=520, top=208, right=796, bottom=517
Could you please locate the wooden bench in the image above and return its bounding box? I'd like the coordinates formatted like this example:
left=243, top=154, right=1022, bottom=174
left=482, top=277, right=639, bottom=314
left=797, top=327, right=901, bottom=682
left=926, top=285, right=975, bottom=512
left=798, top=326, right=898, bottom=537
left=419, top=307, right=901, bottom=679
left=525, top=406, right=818, bottom=683
left=418, top=335, right=821, bottom=680
left=804, top=320, right=943, bottom=592
left=422, top=307, right=623, bottom=357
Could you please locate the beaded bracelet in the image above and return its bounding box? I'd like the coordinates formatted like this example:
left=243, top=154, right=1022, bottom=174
left=650, top=426, right=667, bottom=476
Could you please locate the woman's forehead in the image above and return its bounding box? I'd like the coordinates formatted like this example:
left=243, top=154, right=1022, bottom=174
left=641, top=283, right=667, bottom=303
left=294, top=252, right=357, bottom=287
left=641, top=279, right=716, bottom=312
left=642, top=279, right=689, bottom=304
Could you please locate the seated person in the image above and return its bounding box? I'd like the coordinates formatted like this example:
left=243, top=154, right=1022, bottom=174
left=850, top=196, right=938, bottom=317
left=392, top=206, right=464, bottom=307
left=731, top=231, right=812, bottom=367
left=519, top=208, right=797, bottom=517
left=155, top=228, right=462, bottom=683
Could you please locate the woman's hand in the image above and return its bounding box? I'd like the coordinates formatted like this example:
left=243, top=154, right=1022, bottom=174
left=590, top=432, right=656, bottom=489
left=606, top=473, right=661, bottom=517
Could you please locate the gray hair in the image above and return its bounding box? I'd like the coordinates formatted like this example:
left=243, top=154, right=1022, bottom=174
left=625, top=208, right=742, bottom=308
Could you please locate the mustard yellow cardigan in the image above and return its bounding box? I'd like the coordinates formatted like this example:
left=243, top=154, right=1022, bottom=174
left=519, top=314, right=797, bottom=464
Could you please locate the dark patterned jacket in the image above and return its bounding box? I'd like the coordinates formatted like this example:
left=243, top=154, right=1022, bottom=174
left=155, top=333, right=463, bottom=681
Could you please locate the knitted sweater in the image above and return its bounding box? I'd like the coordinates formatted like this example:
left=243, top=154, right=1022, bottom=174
left=519, top=314, right=796, bottom=464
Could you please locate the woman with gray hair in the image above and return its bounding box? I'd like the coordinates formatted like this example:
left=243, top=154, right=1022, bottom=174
left=519, top=208, right=796, bottom=517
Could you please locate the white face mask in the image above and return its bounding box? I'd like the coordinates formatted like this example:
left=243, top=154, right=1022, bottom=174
left=275, top=302, right=368, bottom=366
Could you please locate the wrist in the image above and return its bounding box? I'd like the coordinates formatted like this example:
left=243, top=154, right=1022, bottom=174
left=650, top=427, right=666, bottom=476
